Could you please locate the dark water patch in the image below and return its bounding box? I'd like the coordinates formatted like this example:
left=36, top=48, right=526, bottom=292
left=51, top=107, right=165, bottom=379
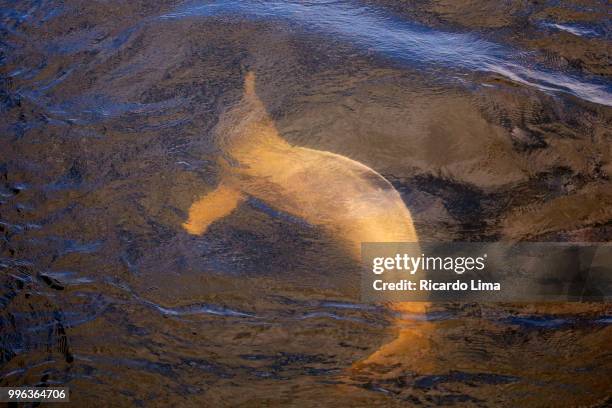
left=0, top=275, right=75, bottom=389
left=82, top=356, right=177, bottom=379
left=241, top=352, right=339, bottom=381
left=0, top=0, right=63, bottom=33
left=414, top=371, right=519, bottom=389
left=38, top=272, right=64, bottom=290
left=509, top=127, right=548, bottom=151
left=355, top=376, right=484, bottom=405
left=390, top=174, right=499, bottom=240
left=503, top=314, right=612, bottom=329
left=505, top=315, right=570, bottom=329
left=58, top=239, right=101, bottom=256
left=0, top=86, right=21, bottom=113
left=26, top=237, right=103, bottom=258
left=0, top=182, right=28, bottom=199
left=427, top=393, right=482, bottom=406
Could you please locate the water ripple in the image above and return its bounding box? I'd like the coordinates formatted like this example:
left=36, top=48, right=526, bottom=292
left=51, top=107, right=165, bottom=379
left=160, top=0, right=611, bottom=106
left=138, top=297, right=256, bottom=318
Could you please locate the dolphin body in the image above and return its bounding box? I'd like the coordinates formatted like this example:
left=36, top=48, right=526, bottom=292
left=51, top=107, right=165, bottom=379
left=183, top=72, right=418, bottom=257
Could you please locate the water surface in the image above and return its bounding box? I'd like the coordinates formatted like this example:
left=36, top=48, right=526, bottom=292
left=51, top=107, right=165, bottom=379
left=1, top=0, right=611, bottom=406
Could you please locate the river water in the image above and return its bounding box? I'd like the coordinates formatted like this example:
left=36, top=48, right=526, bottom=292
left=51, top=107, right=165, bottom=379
left=1, top=0, right=611, bottom=406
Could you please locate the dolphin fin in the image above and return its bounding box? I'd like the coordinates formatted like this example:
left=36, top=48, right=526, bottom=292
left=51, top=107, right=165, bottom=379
left=244, top=71, right=256, bottom=97
left=182, top=183, right=243, bottom=235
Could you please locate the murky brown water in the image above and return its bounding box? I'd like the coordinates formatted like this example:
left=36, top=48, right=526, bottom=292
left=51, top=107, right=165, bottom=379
left=1, top=0, right=611, bottom=406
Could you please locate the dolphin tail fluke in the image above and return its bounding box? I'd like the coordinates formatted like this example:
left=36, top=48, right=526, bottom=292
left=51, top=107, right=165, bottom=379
left=351, top=323, right=434, bottom=373
left=182, top=183, right=244, bottom=235
left=244, top=71, right=256, bottom=98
